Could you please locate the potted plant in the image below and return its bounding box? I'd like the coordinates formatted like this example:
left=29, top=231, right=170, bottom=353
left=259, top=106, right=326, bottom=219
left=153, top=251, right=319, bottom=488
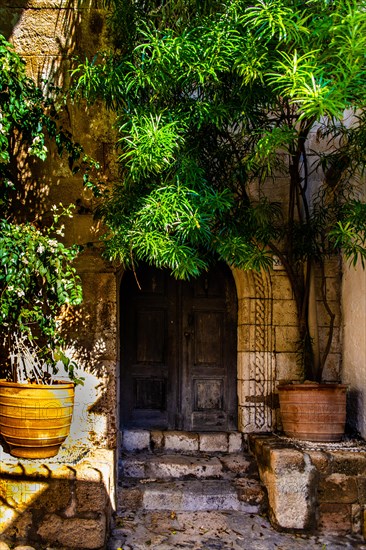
left=0, top=208, right=84, bottom=458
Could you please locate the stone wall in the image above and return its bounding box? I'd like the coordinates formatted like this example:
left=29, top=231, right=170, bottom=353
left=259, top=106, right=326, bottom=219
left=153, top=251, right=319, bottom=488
left=0, top=450, right=114, bottom=550
left=0, top=0, right=347, bottom=433
left=0, top=0, right=119, bottom=452
left=0, top=3, right=118, bottom=547
left=0, top=2, right=350, bottom=545
left=234, top=256, right=342, bottom=434
left=251, top=434, right=366, bottom=538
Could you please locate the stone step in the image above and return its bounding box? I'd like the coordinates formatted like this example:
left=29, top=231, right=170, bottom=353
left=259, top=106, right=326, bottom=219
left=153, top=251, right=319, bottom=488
left=121, top=429, right=246, bottom=454
left=121, top=453, right=223, bottom=479
left=116, top=430, right=268, bottom=530
left=118, top=479, right=265, bottom=514
left=120, top=452, right=258, bottom=480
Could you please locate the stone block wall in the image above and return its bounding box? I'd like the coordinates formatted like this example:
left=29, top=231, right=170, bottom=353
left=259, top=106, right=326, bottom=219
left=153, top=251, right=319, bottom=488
left=0, top=5, right=118, bottom=547
left=250, top=434, right=366, bottom=538
left=234, top=255, right=342, bottom=435
left=0, top=450, right=114, bottom=550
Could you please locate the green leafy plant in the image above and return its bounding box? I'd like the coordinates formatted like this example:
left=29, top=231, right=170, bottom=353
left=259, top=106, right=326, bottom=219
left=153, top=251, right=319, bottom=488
left=0, top=207, right=83, bottom=384
left=0, top=33, right=102, bottom=210
left=0, top=34, right=86, bottom=384
left=71, top=0, right=366, bottom=382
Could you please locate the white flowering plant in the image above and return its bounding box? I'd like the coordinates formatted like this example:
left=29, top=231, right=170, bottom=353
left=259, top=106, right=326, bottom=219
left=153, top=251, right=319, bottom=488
left=0, top=205, right=83, bottom=384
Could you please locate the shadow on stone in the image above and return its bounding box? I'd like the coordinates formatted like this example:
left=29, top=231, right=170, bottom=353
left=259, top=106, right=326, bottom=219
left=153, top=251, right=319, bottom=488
left=0, top=449, right=114, bottom=550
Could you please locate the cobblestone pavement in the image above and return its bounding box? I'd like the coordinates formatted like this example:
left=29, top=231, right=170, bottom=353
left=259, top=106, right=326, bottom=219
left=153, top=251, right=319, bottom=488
left=108, top=510, right=366, bottom=550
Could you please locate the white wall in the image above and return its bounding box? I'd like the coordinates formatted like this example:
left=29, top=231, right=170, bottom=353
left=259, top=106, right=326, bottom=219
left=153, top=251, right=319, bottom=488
left=342, top=259, right=366, bottom=438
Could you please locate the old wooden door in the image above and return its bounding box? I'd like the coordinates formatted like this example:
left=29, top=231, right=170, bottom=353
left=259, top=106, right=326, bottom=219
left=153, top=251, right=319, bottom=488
left=120, top=263, right=237, bottom=431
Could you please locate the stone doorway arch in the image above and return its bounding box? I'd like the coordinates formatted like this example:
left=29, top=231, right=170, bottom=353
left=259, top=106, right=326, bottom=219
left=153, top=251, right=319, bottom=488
left=118, top=264, right=276, bottom=434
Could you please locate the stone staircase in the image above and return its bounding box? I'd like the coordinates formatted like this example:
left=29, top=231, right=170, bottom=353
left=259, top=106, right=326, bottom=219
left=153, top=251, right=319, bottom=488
left=108, top=430, right=268, bottom=549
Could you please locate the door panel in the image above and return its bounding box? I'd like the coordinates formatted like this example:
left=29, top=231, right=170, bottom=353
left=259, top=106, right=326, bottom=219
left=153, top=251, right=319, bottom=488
left=194, top=312, right=223, bottom=365
left=120, top=263, right=237, bottom=431
left=136, top=309, right=165, bottom=363
left=181, top=267, right=237, bottom=431
left=120, top=268, right=176, bottom=429
left=194, top=378, right=223, bottom=410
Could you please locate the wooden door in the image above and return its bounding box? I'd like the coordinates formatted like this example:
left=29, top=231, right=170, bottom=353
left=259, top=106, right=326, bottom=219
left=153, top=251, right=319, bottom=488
left=120, top=263, right=237, bottom=431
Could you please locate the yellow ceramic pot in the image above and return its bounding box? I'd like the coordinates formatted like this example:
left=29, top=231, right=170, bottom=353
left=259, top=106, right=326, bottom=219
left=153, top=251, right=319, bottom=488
left=0, top=380, right=75, bottom=458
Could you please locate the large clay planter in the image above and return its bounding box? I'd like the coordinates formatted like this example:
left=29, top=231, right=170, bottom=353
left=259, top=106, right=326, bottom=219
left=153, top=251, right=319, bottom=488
left=278, top=383, right=347, bottom=442
left=0, top=380, right=74, bottom=458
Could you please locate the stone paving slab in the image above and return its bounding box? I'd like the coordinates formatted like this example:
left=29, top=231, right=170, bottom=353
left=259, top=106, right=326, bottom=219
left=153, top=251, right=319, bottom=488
left=108, top=510, right=366, bottom=550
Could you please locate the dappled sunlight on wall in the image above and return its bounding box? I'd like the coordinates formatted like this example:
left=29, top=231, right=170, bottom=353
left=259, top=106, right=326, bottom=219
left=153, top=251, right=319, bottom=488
left=55, top=258, right=118, bottom=449
left=0, top=449, right=114, bottom=549
left=2, top=0, right=105, bottom=88
left=1, top=0, right=116, bottom=241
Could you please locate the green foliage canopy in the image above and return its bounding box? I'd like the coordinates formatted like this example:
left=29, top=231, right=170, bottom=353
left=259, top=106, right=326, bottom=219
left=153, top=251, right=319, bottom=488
left=72, top=0, right=366, bottom=274
left=72, top=0, right=366, bottom=379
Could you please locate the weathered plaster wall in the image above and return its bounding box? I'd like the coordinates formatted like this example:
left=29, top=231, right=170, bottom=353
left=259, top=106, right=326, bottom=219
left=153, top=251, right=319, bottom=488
left=342, top=257, right=366, bottom=438
left=341, top=137, right=366, bottom=438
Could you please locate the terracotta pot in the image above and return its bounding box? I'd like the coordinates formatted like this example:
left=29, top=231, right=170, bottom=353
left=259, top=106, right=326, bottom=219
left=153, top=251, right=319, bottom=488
left=0, top=380, right=74, bottom=458
left=278, top=383, right=347, bottom=442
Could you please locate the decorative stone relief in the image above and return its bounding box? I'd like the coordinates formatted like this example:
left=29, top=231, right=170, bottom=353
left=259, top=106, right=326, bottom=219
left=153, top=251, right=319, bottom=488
left=233, top=268, right=276, bottom=432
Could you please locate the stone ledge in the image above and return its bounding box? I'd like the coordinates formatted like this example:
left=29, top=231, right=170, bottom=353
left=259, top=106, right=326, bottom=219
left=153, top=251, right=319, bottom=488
left=0, top=449, right=115, bottom=550
left=249, top=434, right=366, bottom=538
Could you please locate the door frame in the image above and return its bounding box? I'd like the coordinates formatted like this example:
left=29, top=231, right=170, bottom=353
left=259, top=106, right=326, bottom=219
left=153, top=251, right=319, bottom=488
left=116, top=265, right=280, bottom=436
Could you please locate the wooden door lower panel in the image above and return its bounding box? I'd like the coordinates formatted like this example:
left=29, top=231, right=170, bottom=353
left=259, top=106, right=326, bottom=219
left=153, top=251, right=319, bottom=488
left=191, top=376, right=230, bottom=430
